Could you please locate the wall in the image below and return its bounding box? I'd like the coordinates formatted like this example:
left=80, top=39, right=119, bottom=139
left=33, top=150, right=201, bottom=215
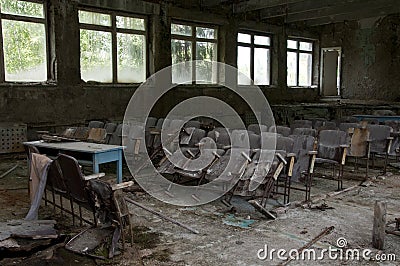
left=320, top=14, right=400, bottom=101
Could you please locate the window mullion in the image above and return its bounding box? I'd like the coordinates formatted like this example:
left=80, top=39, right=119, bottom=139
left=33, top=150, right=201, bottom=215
left=192, top=26, right=196, bottom=84
left=111, top=14, right=117, bottom=83
left=250, top=35, right=255, bottom=85
left=0, top=14, right=5, bottom=82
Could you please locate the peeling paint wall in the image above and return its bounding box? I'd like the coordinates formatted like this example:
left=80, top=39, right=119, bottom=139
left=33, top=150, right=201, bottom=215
left=320, top=14, right=400, bottom=101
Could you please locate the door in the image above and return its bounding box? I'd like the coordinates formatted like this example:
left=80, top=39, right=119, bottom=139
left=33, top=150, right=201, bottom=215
left=321, top=48, right=341, bottom=97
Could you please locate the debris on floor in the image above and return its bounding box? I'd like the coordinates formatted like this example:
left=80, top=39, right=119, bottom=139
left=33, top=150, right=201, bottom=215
left=222, top=214, right=256, bottom=229
left=0, top=219, right=58, bottom=252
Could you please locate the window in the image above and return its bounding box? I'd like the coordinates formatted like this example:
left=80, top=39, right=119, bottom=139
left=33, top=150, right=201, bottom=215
left=287, top=39, right=313, bottom=87
left=79, top=10, right=146, bottom=83
left=171, top=22, right=217, bottom=84
left=237, top=32, right=271, bottom=85
left=0, top=0, right=47, bottom=82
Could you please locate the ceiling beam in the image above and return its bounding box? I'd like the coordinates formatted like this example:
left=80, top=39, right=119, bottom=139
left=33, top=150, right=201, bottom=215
left=286, top=0, right=397, bottom=23
left=306, top=5, right=400, bottom=26
left=259, top=0, right=364, bottom=19
left=234, top=0, right=306, bottom=13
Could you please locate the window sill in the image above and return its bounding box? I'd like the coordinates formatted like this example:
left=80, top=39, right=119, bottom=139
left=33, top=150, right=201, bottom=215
left=0, top=80, right=57, bottom=87
left=288, top=85, right=317, bottom=89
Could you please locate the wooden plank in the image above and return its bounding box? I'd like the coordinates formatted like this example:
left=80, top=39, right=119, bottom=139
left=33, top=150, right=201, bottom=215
left=372, top=201, right=387, bottom=250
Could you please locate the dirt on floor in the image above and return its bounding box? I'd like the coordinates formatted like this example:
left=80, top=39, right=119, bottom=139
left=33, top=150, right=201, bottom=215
left=0, top=154, right=399, bottom=265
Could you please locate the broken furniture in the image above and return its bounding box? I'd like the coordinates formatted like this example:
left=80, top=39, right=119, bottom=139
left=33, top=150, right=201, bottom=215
left=347, top=127, right=371, bottom=179
left=23, top=140, right=124, bottom=183
left=269, top=125, right=291, bottom=137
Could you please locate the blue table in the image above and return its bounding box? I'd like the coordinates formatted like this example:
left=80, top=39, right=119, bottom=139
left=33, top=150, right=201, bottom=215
left=353, top=115, right=400, bottom=123
left=24, top=141, right=124, bottom=183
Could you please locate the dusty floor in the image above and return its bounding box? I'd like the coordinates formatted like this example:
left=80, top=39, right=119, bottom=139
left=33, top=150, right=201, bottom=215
left=0, top=154, right=399, bottom=265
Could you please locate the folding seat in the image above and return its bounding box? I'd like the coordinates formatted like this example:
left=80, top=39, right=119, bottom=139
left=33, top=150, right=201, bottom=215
left=58, top=154, right=104, bottom=225
left=312, top=130, right=348, bottom=191
left=347, top=127, right=371, bottom=179
left=287, top=135, right=316, bottom=201
left=145, top=117, right=158, bottom=151
left=367, top=124, right=393, bottom=173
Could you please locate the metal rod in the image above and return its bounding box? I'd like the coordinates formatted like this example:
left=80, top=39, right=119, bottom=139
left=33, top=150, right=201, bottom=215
left=125, top=197, right=199, bottom=234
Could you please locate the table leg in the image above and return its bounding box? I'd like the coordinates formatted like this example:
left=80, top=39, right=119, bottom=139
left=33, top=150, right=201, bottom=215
left=93, top=154, right=100, bottom=174
left=117, top=150, right=122, bottom=183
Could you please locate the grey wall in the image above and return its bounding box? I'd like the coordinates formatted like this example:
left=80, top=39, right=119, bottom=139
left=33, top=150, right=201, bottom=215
left=320, top=14, right=400, bottom=101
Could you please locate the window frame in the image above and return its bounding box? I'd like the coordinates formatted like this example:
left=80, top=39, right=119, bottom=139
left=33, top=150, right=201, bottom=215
left=237, top=30, right=272, bottom=86
left=170, top=20, right=218, bottom=85
left=287, top=37, right=314, bottom=88
left=78, top=7, right=148, bottom=84
left=0, top=0, right=50, bottom=83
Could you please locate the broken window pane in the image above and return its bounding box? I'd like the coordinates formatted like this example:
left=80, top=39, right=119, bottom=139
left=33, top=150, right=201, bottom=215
left=287, top=40, right=297, bottom=49
left=237, top=46, right=251, bottom=85
left=254, top=35, right=270, bottom=46
left=287, top=52, right=297, bottom=86
left=2, top=20, right=47, bottom=82
left=171, top=23, right=192, bottom=36
left=0, top=0, right=44, bottom=18
left=196, top=42, right=217, bottom=83
left=80, top=29, right=112, bottom=83
left=79, top=10, right=111, bottom=27
left=171, top=39, right=192, bottom=83
left=238, top=33, right=251, bottom=44
left=196, top=27, right=215, bottom=39
left=300, top=41, right=313, bottom=51
left=299, top=53, right=312, bottom=86
left=116, top=16, right=144, bottom=30
left=117, top=33, right=146, bottom=83
left=254, top=48, right=270, bottom=85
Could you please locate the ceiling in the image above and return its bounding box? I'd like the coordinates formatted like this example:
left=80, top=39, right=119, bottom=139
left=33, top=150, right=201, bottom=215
left=198, top=0, right=400, bottom=26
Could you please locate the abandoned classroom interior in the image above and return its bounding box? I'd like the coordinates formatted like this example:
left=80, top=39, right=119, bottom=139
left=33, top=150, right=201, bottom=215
left=1, top=0, right=400, bottom=265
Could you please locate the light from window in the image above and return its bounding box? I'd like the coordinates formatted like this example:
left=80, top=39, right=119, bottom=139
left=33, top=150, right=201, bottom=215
left=237, top=32, right=271, bottom=85
left=171, top=23, right=217, bottom=84
left=1, top=0, right=47, bottom=82
left=287, top=39, right=313, bottom=87
left=79, top=10, right=146, bottom=83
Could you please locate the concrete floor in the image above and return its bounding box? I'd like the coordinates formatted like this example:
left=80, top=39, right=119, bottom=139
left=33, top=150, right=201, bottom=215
left=0, top=155, right=399, bottom=265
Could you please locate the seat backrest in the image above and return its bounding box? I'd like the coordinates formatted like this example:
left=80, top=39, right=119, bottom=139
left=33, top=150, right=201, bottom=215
left=276, top=136, right=294, bottom=154
left=155, top=118, right=164, bottom=130
left=57, top=154, right=88, bottom=202
left=47, top=157, right=67, bottom=193
left=349, top=128, right=370, bottom=157
left=384, top=120, right=400, bottom=132
left=248, top=124, right=268, bottom=135
left=317, top=130, right=347, bottom=160
left=207, top=129, right=231, bottom=149
left=290, top=120, right=313, bottom=132
left=269, top=125, right=291, bottom=137
left=292, top=128, right=317, bottom=137
left=185, top=120, right=201, bottom=129
left=289, top=135, right=315, bottom=181
left=231, top=130, right=252, bottom=149
left=339, top=122, right=360, bottom=133
left=104, top=122, right=117, bottom=143
left=145, top=117, right=158, bottom=129
left=362, top=118, right=379, bottom=125
left=108, top=124, right=123, bottom=145
left=88, top=120, right=104, bottom=129
left=367, top=124, right=392, bottom=153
